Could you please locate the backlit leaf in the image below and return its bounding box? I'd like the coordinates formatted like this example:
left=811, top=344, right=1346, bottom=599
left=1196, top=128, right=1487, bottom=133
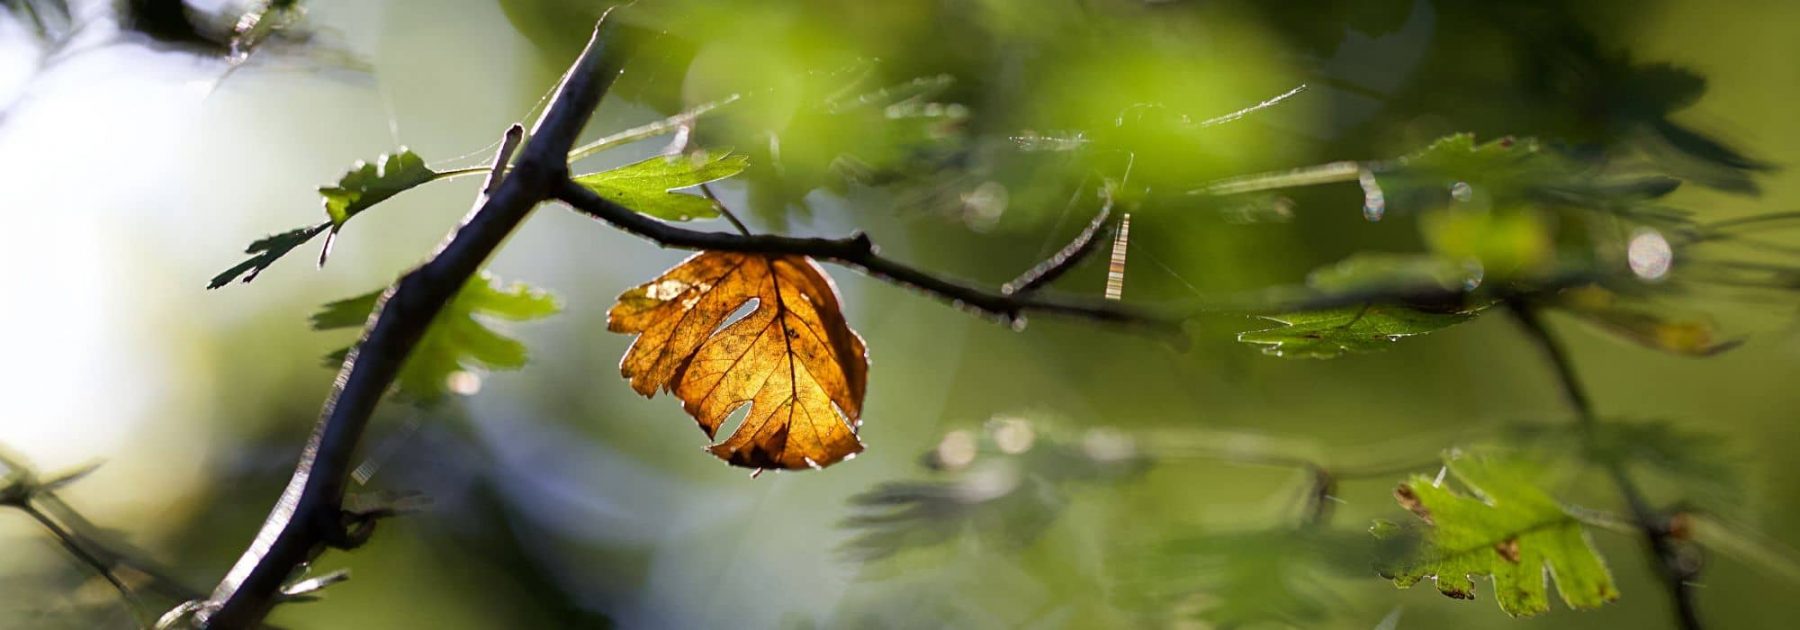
left=321, top=148, right=439, bottom=227
left=314, top=272, right=559, bottom=402
left=608, top=251, right=868, bottom=469
left=1374, top=451, right=1619, bottom=617
left=1239, top=304, right=1484, bottom=359
left=208, top=222, right=328, bottom=288
left=212, top=148, right=442, bottom=287
left=572, top=152, right=749, bottom=221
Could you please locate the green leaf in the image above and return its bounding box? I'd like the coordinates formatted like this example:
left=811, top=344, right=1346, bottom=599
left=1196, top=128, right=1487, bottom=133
left=1397, top=133, right=1543, bottom=178
left=321, top=149, right=439, bottom=227
left=313, top=272, right=559, bottom=401
left=1305, top=253, right=1482, bottom=294
left=571, top=152, right=749, bottom=221
left=1375, top=451, right=1619, bottom=617
left=1239, top=304, right=1484, bottom=358
left=208, top=222, right=329, bottom=289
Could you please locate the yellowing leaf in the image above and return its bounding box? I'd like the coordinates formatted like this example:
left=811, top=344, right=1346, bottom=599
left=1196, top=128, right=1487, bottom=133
left=1555, top=286, right=1739, bottom=356
left=608, top=251, right=868, bottom=470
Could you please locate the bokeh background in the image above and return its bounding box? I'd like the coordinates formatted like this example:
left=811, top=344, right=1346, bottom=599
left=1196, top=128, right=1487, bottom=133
left=3, top=0, right=1800, bottom=628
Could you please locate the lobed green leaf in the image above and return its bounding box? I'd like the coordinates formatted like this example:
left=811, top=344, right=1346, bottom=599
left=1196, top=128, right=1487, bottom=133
left=312, top=272, right=559, bottom=402
left=572, top=152, right=749, bottom=221
left=1374, top=451, right=1619, bottom=617
left=321, top=149, right=439, bottom=227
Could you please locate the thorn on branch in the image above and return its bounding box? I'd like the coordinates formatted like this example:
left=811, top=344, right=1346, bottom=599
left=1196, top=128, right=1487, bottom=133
left=279, top=569, right=351, bottom=603
left=482, top=124, right=525, bottom=197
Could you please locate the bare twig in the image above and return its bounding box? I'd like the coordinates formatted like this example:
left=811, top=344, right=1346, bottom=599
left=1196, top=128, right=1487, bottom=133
left=1004, top=192, right=1113, bottom=295
left=16, top=502, right=148, bottom=625
left=556, top=178, right=1168, bottom=328
left=481, top=124, right=525, bottom=196
left=698, top=183, right=751, bottom=236
left=0, top=450, right=202, bottom=624
left=188, top=12, right=635, bottom=629
left=1508, top=301, right=1704, bottom=630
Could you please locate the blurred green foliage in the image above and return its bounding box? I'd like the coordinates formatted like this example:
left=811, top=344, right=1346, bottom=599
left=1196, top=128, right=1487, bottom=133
left=7, top=0, right=1800, bottom=628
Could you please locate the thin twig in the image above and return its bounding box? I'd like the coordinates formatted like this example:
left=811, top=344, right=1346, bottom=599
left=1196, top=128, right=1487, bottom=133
left=556, top=178, right=1167, bottom=328
left=566, top=93, right=741, bottom=163
left=188, top=12, right=635, bottom=629
left=29, top=492, right=202, bottom=603
left=1507, top=301, right=1703, bottom=630
left=699, top=183, right=750, bottom=236
left=569, top=185, right=1620, bottom=333
left=481, top=125, right=525, bottom=196
left=1005, top=192, right=1112, bottom=295
left=18, top=502, right=148, bottom=626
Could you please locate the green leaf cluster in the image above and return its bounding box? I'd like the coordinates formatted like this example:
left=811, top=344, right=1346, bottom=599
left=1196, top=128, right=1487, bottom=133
left=312, top=273, right=559, bottom=402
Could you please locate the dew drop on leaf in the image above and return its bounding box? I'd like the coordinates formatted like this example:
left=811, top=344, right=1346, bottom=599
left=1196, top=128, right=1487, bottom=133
left=1451, top=181, right=1473, bottom=202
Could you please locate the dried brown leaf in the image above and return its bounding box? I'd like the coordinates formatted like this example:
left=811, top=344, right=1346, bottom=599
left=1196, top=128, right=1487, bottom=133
left=609, top=252, right=869, bottom=470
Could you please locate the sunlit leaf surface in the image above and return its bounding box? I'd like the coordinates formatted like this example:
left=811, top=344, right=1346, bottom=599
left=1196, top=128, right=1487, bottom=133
left=572, top=152, right=749, bottom=221
left=608, top=251, right=868, bottom=469
left=1239, top=305, right=1483, bottom=359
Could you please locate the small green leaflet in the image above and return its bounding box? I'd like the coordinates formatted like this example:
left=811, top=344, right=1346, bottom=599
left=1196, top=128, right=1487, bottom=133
left=572, top=152, right=749, bottom=221
left=212, top=148, right=444, bottom=288
left=322, top=149, right=439, bottom=227
left=312, top=272, right=559, bottom=401
left=1239, top=304, right=1481, bottom=358
left=208, top=222, right=329, bottom=288
left=1372, top=451, right=1619, bottom=617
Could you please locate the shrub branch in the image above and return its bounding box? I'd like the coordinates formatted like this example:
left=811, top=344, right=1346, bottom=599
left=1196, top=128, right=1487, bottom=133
left=1508, top=301, right=1704, bottom=630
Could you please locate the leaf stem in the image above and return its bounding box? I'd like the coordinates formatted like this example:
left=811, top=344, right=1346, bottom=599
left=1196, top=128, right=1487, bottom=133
left=699, top=183, right=751, bottom=236
left=1507, top=301, right=1703, bottom=630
